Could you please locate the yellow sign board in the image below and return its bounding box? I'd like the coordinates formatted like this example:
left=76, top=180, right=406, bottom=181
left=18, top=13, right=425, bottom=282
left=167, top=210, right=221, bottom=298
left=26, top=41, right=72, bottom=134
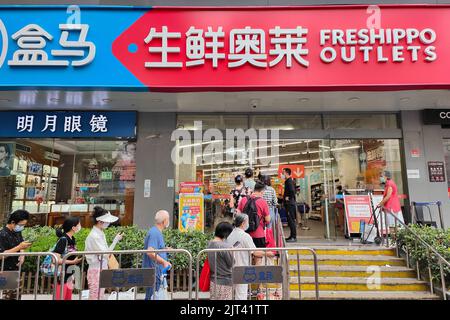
left=178, top=193, right=204, bottom=232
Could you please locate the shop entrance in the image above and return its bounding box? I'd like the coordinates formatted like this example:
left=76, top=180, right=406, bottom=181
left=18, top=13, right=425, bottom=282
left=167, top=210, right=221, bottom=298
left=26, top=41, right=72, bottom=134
left=174, top=137, right=403, bottom=240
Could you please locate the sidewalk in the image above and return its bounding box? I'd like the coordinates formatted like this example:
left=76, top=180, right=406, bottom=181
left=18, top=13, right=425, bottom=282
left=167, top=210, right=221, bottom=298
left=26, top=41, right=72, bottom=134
left=21, top=291, right=210, bottom=300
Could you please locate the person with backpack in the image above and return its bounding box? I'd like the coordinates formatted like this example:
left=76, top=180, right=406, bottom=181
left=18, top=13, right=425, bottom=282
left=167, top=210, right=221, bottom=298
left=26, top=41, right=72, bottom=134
left=229, top=175, right=248, bottom=214
left=237, top=181, right=270, bottom=248
left=53, top=217, right=83, bottom=300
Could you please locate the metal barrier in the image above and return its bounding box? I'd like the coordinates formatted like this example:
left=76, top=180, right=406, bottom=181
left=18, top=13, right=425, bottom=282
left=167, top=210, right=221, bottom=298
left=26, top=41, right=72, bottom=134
left=195, top=246, right=319, bottom=300
left=382, top=209, right=450, bottom=300
left=411, top=201, right=445, bottom=229
left=61, top=248, right=193, bottom=300
left=0, top=252, right=59, bottom=300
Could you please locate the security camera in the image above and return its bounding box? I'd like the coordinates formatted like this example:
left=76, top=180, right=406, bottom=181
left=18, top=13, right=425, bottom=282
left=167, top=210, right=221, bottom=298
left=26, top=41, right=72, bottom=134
left=249, top=99, right=260, bottom=109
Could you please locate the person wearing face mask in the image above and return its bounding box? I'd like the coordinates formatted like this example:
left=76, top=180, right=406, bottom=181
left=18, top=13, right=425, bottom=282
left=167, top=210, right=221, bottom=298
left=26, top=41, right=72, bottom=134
left=53, top=217, right=83, bottom=300
left=377, top=170, right=404, bottom=230
left=0, top=210, right=32, bottom=300
left=226, top=214, right=271, bottom=300
left=85, top=206, right=123, bottom=300
left=143, top=210, right=172, bottom=300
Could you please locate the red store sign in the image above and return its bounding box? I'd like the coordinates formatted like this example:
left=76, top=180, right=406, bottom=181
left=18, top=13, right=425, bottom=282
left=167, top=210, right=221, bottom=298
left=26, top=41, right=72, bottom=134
left=112, top=5, right=450, bottom=91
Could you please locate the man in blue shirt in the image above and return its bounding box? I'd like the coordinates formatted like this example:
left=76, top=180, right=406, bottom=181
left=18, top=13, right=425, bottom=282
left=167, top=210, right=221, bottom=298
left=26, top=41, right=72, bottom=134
left=143, top=210, right=172, bottom=300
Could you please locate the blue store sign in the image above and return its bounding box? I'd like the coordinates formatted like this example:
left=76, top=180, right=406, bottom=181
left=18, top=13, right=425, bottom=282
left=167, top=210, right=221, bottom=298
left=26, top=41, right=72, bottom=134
left=0, top=111, right=136, bottom=138
left=0, top=5, right=146, bottom=90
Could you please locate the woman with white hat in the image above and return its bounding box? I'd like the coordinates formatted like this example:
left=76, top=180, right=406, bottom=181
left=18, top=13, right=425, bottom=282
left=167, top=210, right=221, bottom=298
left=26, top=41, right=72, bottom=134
left=85, top=206, right=123, bottom=300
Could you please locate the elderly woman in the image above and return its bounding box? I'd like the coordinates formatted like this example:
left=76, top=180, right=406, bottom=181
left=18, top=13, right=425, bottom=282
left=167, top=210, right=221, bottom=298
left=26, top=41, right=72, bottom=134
left=226, top=214, right=271, bottom=300
left=207, top=221, right=234, bottom=300
left=378, top=170, right=404, bottom=228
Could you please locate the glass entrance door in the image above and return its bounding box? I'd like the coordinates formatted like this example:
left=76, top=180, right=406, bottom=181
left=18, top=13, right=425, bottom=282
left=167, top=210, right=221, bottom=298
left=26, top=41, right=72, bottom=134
left=321, top=137, right=338, bottom=240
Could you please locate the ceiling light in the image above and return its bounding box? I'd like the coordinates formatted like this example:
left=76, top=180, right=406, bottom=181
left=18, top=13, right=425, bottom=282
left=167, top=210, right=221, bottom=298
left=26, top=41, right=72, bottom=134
left=102, top=98, right=112, bottom=103
left=299, top=98, right=309, bottom=102
left=400, top=97, right=410, bottom=102
left=152, top=99, right=162, bottom=102
left=331, top=145, right=360, bottom=151
left=348, top=97, right=360, bottom=102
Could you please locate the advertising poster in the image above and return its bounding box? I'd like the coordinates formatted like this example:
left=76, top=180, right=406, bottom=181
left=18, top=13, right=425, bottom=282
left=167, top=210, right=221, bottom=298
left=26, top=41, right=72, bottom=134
left=179, top=182, right=204, bottom=194
left=0, top=142, right=15, bottom=177
left=343, top=195, right=373, bottom=234
left=178, top=193, right=204, bottom=232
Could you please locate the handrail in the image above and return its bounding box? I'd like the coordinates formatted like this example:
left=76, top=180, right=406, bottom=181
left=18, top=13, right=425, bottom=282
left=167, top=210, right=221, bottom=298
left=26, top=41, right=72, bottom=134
left=385, top=211, right=450, bottom=268
left=383, top=210, right=449, bottom=300
left=195, top=246, right=319, bottom=300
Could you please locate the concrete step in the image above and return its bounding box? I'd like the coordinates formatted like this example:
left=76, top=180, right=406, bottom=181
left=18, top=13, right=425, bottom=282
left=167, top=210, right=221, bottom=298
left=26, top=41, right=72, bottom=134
left=290, top=290, right=439, bottom=300
left=288, top=255, right=406, bottom=266
left=288, top=247, right=396, bottom=256
left=288, top=265, right=417, bottom=278
left=288, top=276, right=428, bottom=291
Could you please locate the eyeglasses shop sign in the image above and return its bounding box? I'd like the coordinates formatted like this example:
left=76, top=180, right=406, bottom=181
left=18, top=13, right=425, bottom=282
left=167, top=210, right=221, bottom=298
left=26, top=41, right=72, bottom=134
left=1, top=5, right=450, bottom=90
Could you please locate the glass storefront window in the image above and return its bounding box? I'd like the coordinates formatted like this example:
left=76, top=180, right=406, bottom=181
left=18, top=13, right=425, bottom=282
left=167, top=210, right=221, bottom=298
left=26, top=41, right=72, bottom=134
left=0, top=139, right=136, bottom=227
left=177, top=114, right=248, bottom=130
left=249, top=115, right=322, bottom=130
left=323, top=114, right=398, bottom=130
left=174, top=136, right=404, bottom=235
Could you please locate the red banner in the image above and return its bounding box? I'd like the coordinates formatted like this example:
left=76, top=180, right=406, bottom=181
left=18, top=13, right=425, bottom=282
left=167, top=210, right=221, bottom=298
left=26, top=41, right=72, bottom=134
left=112, top=5, right=450, bottom=91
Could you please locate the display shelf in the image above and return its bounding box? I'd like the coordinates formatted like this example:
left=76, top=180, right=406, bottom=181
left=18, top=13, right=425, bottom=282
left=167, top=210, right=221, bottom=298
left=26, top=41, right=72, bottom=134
left=12, top=159, right=59, bottom=214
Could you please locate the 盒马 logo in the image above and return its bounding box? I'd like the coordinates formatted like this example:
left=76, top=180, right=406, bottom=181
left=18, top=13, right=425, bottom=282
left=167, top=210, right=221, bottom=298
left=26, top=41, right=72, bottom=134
left=0, top=19, right=8, bottom=69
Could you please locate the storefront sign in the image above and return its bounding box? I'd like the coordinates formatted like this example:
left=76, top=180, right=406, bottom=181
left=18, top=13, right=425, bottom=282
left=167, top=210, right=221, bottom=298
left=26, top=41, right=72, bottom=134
left=343, top=195, right=373, bottom=234
left=278, top=165, right=305, bottom=179
left=178, top=192, right=204, bottom=232
left=427, top=161, right=446, bottom=182
left=0, top=111, right=136, bottom=138
left=423, top=109, right=450, bottom=125
left=407, top=169, right=420, bottom=179
left=232, top=266, right=283, bottom=284
left=99, top=268, right=155, bottom=289
left=1, top=6, right=450, bottom=90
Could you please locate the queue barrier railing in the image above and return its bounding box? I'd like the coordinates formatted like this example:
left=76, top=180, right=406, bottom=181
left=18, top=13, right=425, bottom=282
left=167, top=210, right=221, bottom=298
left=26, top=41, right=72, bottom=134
left=381, top=209, right=450, bottom=300
left=61, top=248, right=193, bottom=300
left=0, top=252, right=59, bottom=300
left=196, top=246, right=319, bottom=300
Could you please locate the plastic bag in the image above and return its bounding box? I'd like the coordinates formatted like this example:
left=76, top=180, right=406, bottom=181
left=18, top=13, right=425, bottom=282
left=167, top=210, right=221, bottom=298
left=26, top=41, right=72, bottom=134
left=199, top=258, right=211, bottom=292
left=108, top=287, right=136, bottom=300
left=152, top=276, right=169, bottom=300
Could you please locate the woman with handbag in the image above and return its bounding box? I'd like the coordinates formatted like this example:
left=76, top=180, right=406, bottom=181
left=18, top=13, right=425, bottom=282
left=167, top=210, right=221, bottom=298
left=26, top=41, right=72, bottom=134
left=85, top=206, right=123, bottom=300
left=53, top=217, right=83, bottom=300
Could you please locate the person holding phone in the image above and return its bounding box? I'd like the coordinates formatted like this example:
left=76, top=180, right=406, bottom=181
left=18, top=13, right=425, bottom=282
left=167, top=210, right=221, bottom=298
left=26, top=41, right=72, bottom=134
left=85, top=206, right=123, bottom=300
left=53, top=217, right=83, bottom=300
left=0, top=210, right=32, bottom=300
